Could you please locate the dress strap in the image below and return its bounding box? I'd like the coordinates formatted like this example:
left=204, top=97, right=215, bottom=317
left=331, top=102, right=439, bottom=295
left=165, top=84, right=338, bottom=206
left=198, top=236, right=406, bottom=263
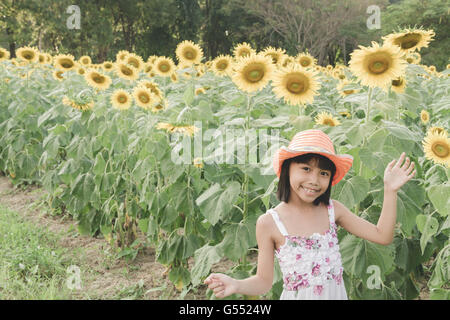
left=268, top=209, right=289, bottom=236
left=327, top=199, right=335, bottom=225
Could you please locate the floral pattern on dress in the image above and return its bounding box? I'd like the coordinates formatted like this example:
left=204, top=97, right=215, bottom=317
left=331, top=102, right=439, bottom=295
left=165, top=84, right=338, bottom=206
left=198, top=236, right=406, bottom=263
left=272, top=203, right=345, bottom=297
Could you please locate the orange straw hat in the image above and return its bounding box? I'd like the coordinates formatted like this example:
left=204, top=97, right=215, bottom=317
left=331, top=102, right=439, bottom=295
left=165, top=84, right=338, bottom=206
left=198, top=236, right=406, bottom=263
left=273, top=129, right=353, bottom=186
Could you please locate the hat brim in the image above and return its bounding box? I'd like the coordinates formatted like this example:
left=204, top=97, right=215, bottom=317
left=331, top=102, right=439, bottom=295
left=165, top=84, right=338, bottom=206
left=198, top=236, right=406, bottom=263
left=273, top=146, right=353, bottom=186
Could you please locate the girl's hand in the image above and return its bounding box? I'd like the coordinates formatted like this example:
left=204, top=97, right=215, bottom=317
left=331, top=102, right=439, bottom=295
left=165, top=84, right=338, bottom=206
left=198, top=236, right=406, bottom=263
left=384, top=152, right=416, bottom=192
left=204, top=273, right=237, bottom=298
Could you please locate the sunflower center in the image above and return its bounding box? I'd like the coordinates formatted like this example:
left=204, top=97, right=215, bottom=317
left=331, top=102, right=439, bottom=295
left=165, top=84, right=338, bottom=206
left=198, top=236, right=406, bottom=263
left=323, top=119, right=335, bottom=126
left=392, top=78, right=403, bottom=86
left=82, top=58, right=89, bottom=64
left=432, top=143, right=449, bottom=158
left=239, top=49, right=251, bottom=57
left=23, top=52, right=34, bottom=60
left=344, top=89, right=354, bottom=94
left=0, top=52, right=4, bottom=58
left=184, top=50, right=195, bottom=60
left=369, top=58, right=389, bottom=74
left=300, top=59, right=310, bottom=67
left=93, top=75, right=104, bottom=84
left=286, top=74, right=308, bottom=94
left=395, top=33, right=421, bottom=50
left=159, top=63, right=169, bottom=72
left=139, top=94, right=150, bottom=103
left=61, top=59, right=74, bottom=68
left=245, top=65, right=265, bottom=82
left=218, top=62, right=228, bottom=70
left=121, top=66, right=132, bottom=76
left=118, top=95, right=127, bottom=103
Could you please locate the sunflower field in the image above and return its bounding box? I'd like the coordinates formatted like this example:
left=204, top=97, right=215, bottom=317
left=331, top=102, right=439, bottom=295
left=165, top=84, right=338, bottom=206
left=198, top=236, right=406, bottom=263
left=0, top=29, right=449, bottom=300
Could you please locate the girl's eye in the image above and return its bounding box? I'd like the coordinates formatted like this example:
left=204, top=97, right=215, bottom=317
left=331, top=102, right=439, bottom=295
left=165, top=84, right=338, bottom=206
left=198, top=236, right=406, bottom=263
left=303, top=167, right=329, bottom=176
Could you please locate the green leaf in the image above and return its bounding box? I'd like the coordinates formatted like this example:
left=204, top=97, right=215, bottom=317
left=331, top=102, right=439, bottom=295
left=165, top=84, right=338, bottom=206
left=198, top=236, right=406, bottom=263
left=416, top=214, right=439, bottom=254
left=183, top=83, right=195, bottom=106
left=190, top=245, right=222, bottom=287
left=93, top=152, right=106, bottom=175
left=195, top=182, right=241, bottom=225
left=220, top=222, right=252, bottom=262
left=340, top=234, right=395, bottom=283
left=427, top=183, right=450, bottom=217
left=381, top=120, right=422, bottom=141
left=332, top=175, right=370, bottom=210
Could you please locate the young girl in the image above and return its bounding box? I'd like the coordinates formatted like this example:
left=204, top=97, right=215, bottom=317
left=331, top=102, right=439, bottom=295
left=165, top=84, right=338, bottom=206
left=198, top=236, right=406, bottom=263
left=204, top=129, right=416, bottom=300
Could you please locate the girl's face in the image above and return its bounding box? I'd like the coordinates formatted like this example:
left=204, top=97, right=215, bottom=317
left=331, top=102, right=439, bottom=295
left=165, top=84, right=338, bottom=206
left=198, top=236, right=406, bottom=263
left=288, top=158, right=332, bottom=205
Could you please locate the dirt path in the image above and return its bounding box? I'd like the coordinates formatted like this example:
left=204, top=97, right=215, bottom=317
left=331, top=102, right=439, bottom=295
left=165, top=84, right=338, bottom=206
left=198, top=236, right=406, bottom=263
left=0, top=175, right=215, bottom=299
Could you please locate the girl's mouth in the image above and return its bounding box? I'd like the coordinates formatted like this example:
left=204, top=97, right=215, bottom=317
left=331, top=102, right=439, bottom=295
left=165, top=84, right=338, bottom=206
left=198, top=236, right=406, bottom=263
left=301, top=186, right=320, bottom=195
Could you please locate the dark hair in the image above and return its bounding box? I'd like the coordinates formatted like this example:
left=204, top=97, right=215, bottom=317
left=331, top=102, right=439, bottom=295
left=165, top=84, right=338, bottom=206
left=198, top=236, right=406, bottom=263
left=276, top=153, right=336, bottom=206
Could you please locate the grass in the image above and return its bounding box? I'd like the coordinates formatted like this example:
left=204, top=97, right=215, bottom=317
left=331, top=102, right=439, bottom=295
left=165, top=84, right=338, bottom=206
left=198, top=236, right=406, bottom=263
left=0, top=203, right=80, bottom=299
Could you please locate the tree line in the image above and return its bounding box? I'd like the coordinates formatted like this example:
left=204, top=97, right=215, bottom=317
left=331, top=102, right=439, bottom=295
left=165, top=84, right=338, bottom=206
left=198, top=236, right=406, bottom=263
left=0, top=0, right=448, bottom=69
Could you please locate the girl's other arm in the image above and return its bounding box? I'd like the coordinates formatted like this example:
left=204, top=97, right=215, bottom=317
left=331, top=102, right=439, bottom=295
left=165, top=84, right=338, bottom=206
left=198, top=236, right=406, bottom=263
left=335, top=152, right=415, bottom=245
left=204, top=213, right=275, bottom=298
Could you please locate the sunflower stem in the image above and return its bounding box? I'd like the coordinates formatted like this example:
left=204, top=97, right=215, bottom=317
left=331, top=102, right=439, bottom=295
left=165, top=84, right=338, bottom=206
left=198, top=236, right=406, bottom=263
left=366, top=87, right=373, bottom=124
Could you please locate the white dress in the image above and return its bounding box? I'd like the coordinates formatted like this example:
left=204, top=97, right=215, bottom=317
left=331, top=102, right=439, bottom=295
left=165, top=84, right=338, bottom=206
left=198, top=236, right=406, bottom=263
left=267, top=199, right=348, bottom=300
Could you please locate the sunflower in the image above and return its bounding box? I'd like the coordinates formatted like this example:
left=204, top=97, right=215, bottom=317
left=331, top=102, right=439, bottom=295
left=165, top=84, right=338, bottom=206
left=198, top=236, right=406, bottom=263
left=427, top=126, right=448, bottom=137
left=132, top=86, right=156, bottom=110
left=315, top=111, right=341, bottom=126
left=0, top=48, right=10, bottom=61
left=391, top=76, right=406, bottom=93
left=77, top=67, right=86, bottom=75
left=102, top=61, right=114, bottom=72
left=171, top=72, right=178, bottom=82
left=143, top=62, right=153, bottom=74
left=172, top=125, right=200, bottom=137
left=54, top=54, right=76, bottom=71
left=233, top=42, right=256, bottom=59
left=232, top=54, right=275, bottom=93
left=137, top=80, right=163, bottom=101
left=85, top=69, right=111, bottom=90
left=53, top=70, right=65, bottom=81
left=337, top=80, right=360, bottom=97
left=272, top=65, right=320, bottom=105
left=261, top=46, right=286, bottom=66
left=405, top=52, right=421, bottom=64
left=281, top=56, right=295, bottom=68
left=62, top=95, right=94, bottom=111
left=176, top=40, right=203, bottom=65
left=153, top=56, right=175, bottom=76
left=296, top=53, right=316, bottom=68
left=116, top=50, right=130, bottom=62
left=349, top=41, right=407, bottom=89
left=147, top=55, right=158, bottom=64
left=195, top=87, right=206, bottom=95
left=111, top=89, right=132, bottom=110
left=79, top=55, right=92, bottom=66
left=38, top=53, right=46, bottom=64
left=16, top=46, right=39, bottom=63
left=420, top=110, right=430, bottom=124
left=115, top=62, right=139, bottom=81
left=383, top=28, right=435, bottom=53
left=151, top=99, right=167, bottom=113
left=156, top=122, right=175, bottom=133
left=126, top=53, right=144, bottom=72
left=45, top=53, right=53, bottom=64
left=422, top=131, right=450, bottom=167
left=193, top=157, right=203, bottom=168
left=339, top=111, right=352, bottom=119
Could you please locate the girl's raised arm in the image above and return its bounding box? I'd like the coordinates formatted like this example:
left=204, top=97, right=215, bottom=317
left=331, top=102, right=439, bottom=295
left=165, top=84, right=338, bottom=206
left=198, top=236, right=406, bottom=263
left=334, top=152, right=416, bottom=245
left=204, top=213, right=275, bottom=298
